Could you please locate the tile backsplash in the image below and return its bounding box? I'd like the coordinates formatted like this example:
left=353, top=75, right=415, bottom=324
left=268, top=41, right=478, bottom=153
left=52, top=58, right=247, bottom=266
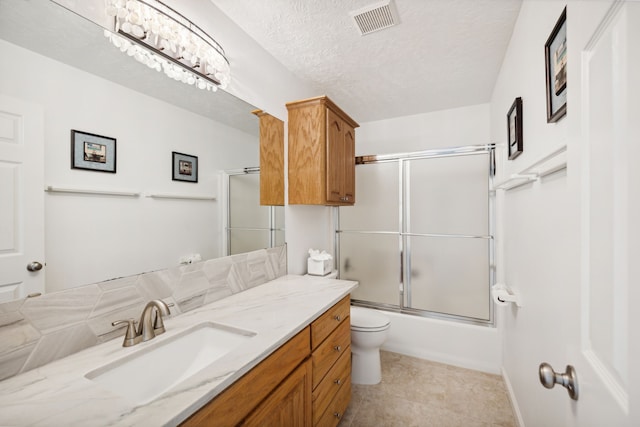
left=0, top=245, right=287, bottom=381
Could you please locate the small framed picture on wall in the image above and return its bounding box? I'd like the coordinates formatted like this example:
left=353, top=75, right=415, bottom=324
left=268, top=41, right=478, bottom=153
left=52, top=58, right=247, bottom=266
left=507, top=97, right=523, bottom=160
left=172, top=151, right=198, bottom=183
left=545, top=7, right=567, bottom=123
left=71, top=129, right=116, bottom=173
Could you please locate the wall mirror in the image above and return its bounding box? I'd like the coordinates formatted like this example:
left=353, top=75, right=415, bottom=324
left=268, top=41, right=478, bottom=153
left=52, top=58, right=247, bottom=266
left=0, top=0, right=282, bottom=298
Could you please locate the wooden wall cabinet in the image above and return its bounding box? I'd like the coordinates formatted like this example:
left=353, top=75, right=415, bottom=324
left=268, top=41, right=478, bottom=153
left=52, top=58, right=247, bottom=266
left=252, top=110, right=285, bottom=206
left=181, top=296, right=351, bottom=427
left=287, top=96, right=359, bottom=206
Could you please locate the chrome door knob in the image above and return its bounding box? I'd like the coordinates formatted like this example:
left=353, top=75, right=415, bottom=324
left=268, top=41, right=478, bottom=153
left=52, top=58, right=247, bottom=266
left=26, top=261, right=43, bottom=272
left=539, top=362, right=579, bottom=400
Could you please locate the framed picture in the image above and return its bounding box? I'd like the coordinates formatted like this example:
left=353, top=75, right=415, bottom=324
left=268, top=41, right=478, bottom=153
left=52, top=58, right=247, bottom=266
left=507, top=97, right=523, bottom=160
left=71, top=130, right=116, bottom=173
left=172, top=151, right=198, bottom=183
left=545, top=7, right=567, bottom=123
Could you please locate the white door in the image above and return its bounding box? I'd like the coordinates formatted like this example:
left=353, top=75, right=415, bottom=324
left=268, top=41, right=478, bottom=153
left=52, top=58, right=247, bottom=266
left=0, top=94, right=45, bottom=301
left=567, top=2, right=638, bottom=425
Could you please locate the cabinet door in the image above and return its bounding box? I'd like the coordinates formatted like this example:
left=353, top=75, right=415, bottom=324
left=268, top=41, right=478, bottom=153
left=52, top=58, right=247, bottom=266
left=181, top=328, right=310, bottom=427
left=255, top=111, right=284, bottom=206
left=326, top=108, right=344, bottom=204
left=243, top=358, right=312, bottom=427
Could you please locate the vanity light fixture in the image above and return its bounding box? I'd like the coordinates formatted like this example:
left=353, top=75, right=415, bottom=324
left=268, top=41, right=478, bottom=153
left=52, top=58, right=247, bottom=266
left=103, top=0, right=230, bottom=91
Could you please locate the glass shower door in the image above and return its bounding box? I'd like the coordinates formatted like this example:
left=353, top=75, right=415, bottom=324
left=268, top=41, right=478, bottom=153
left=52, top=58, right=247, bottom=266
left=228, top=172, right=284, bottom=255
left=339, top=161, right=400, bottom=306
left=338, top=146, right=494, bottom=324
left=405, top=154, right=491, bottom=320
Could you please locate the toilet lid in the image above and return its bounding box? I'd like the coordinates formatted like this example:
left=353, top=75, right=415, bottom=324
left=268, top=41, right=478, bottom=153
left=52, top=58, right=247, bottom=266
left=350, top=306, right=390, bottom=331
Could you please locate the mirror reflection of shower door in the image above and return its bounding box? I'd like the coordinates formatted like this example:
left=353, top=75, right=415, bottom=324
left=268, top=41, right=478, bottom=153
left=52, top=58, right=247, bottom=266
left=338, top=147, right=493, bottom=323
left=339, top=162, right=400, bottom=306
left=406, top=155, right=490, bottom=320
left=227, top=171, right=284, bottom=255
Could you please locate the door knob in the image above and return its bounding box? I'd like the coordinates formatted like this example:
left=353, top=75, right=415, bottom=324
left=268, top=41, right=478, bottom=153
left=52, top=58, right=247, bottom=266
left=26, top=261, right=43, bottom=272
left=539, top=362, right=579, bottom=400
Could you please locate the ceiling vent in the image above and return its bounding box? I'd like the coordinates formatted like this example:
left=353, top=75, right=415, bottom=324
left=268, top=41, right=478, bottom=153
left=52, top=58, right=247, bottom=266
left=350, top=0, right=399, bottom=36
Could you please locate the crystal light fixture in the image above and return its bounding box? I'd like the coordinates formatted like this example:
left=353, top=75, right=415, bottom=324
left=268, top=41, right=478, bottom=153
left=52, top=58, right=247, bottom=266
left=104, top=0, right=230, bottom=91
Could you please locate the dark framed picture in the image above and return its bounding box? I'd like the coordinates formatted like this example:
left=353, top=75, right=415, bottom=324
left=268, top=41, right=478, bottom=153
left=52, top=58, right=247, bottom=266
left=545, top=7, right=567, bottom=123
left=507, top=97, right=523, bottom=160
left=172, top=151, right=198, bottom=183
left=71, top=130, right=116, bottom=173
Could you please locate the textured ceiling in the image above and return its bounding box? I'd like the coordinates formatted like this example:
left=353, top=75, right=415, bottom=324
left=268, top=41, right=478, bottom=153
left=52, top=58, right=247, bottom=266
left=211, top=0, right=522, bottom=123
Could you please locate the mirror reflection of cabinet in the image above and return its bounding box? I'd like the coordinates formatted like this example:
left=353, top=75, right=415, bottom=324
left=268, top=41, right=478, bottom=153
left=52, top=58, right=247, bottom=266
left=252, top=110, right=284, bottom=206
left=287, top=96, right=359, bottom=206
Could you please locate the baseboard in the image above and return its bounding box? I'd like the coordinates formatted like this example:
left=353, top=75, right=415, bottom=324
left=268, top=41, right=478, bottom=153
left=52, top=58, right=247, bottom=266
left=501, top=366, right=525, bottom=427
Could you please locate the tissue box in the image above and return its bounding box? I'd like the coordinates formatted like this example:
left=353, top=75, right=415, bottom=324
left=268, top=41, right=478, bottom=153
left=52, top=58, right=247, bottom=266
left=307, top=258, right=333, bottom=276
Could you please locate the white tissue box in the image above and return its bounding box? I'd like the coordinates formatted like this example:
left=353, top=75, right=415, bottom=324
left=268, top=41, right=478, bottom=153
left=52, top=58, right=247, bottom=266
left=307, top=258, right=333, bottom=276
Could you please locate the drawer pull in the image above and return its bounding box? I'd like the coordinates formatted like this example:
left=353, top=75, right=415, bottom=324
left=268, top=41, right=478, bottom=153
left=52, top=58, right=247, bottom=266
left=334, top=412, right=342, bottom=419
left=334, top=315, right=341, bottom=322
left=334, top=345, right=342, bottom=352
left=334, top=378, right=342, bottom=385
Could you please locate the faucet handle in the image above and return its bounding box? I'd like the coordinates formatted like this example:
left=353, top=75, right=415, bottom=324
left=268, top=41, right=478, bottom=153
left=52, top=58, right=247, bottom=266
left=112, top=318, right=141, bottom=347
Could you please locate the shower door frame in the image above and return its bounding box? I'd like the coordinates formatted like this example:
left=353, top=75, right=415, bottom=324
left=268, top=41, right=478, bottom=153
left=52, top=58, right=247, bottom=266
left=335, top=144, right=496, bottom=326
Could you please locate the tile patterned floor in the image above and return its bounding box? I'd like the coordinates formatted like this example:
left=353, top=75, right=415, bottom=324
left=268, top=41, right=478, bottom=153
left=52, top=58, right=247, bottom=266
left=338, top=351, right=517, bottom=427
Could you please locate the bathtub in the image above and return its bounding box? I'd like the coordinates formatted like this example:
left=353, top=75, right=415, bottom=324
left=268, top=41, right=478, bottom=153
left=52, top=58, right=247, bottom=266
left=377, top=310, right=502, bottom=374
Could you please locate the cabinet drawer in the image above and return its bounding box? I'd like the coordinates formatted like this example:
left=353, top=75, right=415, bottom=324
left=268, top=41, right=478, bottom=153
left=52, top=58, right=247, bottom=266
left=315, top=378, right=351, bottom=427
left=311, top=296, right=350, bottom=350
left=312, top=347, right=351, bottom=425
left=312, top=319, right=350, bottom=389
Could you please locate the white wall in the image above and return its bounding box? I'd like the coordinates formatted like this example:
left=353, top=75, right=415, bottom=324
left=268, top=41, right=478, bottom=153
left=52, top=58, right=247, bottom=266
left=0, top=39, right=257, bottom=292
left=490, top=1, right=614, bottom=425
left=357, top=103, right=491, bottom=155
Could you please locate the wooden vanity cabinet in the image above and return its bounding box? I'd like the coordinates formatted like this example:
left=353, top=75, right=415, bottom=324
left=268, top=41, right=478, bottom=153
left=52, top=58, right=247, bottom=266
left=311, top=295, right=352, bottom=426
left=180, top=296, right=352, bottom=427
left=252, top=110, right=285, bottom=206
left=181, top=327, right=311, bottom=427
left=287, top=96, right=359, bottom=206
left=242, top=358, right=312, bottom=426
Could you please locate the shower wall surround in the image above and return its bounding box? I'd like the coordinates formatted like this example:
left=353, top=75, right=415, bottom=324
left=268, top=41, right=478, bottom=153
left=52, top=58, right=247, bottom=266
left=0, top=246, right=287, bottom=381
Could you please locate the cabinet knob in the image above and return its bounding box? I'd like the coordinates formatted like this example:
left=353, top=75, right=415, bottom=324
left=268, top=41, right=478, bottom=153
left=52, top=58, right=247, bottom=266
left=334, top=378, right=342, bottom=385
left=334, top=345, right=342, bottom=352
left=334, top=315, right=341, bottom=322
left=334, top=412, right=342, bottom=419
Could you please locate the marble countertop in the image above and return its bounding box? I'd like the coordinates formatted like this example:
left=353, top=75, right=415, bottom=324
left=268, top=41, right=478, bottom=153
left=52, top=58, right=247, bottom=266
left=0, top=275, right=357, bottom=427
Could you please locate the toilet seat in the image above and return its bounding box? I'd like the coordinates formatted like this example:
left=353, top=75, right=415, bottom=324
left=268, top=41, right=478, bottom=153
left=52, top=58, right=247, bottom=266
left=351, top=306, right=390, bottom=332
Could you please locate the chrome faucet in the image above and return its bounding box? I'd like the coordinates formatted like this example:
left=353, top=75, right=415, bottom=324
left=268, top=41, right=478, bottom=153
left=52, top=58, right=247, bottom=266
left=112, top=299, right=171, bottom=347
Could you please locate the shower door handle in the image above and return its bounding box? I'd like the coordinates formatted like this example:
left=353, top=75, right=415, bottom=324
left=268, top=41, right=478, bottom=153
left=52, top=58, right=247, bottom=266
left=399, top=250, right=403, bottom=289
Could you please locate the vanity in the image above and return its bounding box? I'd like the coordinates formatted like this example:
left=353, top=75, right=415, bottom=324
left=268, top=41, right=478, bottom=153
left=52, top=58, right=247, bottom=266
left=0, top=275, right=357, bottom=426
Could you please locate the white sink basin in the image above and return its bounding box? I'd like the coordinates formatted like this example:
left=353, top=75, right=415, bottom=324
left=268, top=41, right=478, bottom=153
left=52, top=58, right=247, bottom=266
left=85, top=322, right=256, bottom=406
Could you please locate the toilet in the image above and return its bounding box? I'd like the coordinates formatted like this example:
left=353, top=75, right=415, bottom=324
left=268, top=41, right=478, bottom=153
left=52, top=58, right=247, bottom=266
left=350, top=306, right=391, bottom=385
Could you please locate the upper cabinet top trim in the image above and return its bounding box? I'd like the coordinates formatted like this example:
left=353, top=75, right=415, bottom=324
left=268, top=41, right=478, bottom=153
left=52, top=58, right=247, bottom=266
left=285, top=95, right=359, bottom=129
